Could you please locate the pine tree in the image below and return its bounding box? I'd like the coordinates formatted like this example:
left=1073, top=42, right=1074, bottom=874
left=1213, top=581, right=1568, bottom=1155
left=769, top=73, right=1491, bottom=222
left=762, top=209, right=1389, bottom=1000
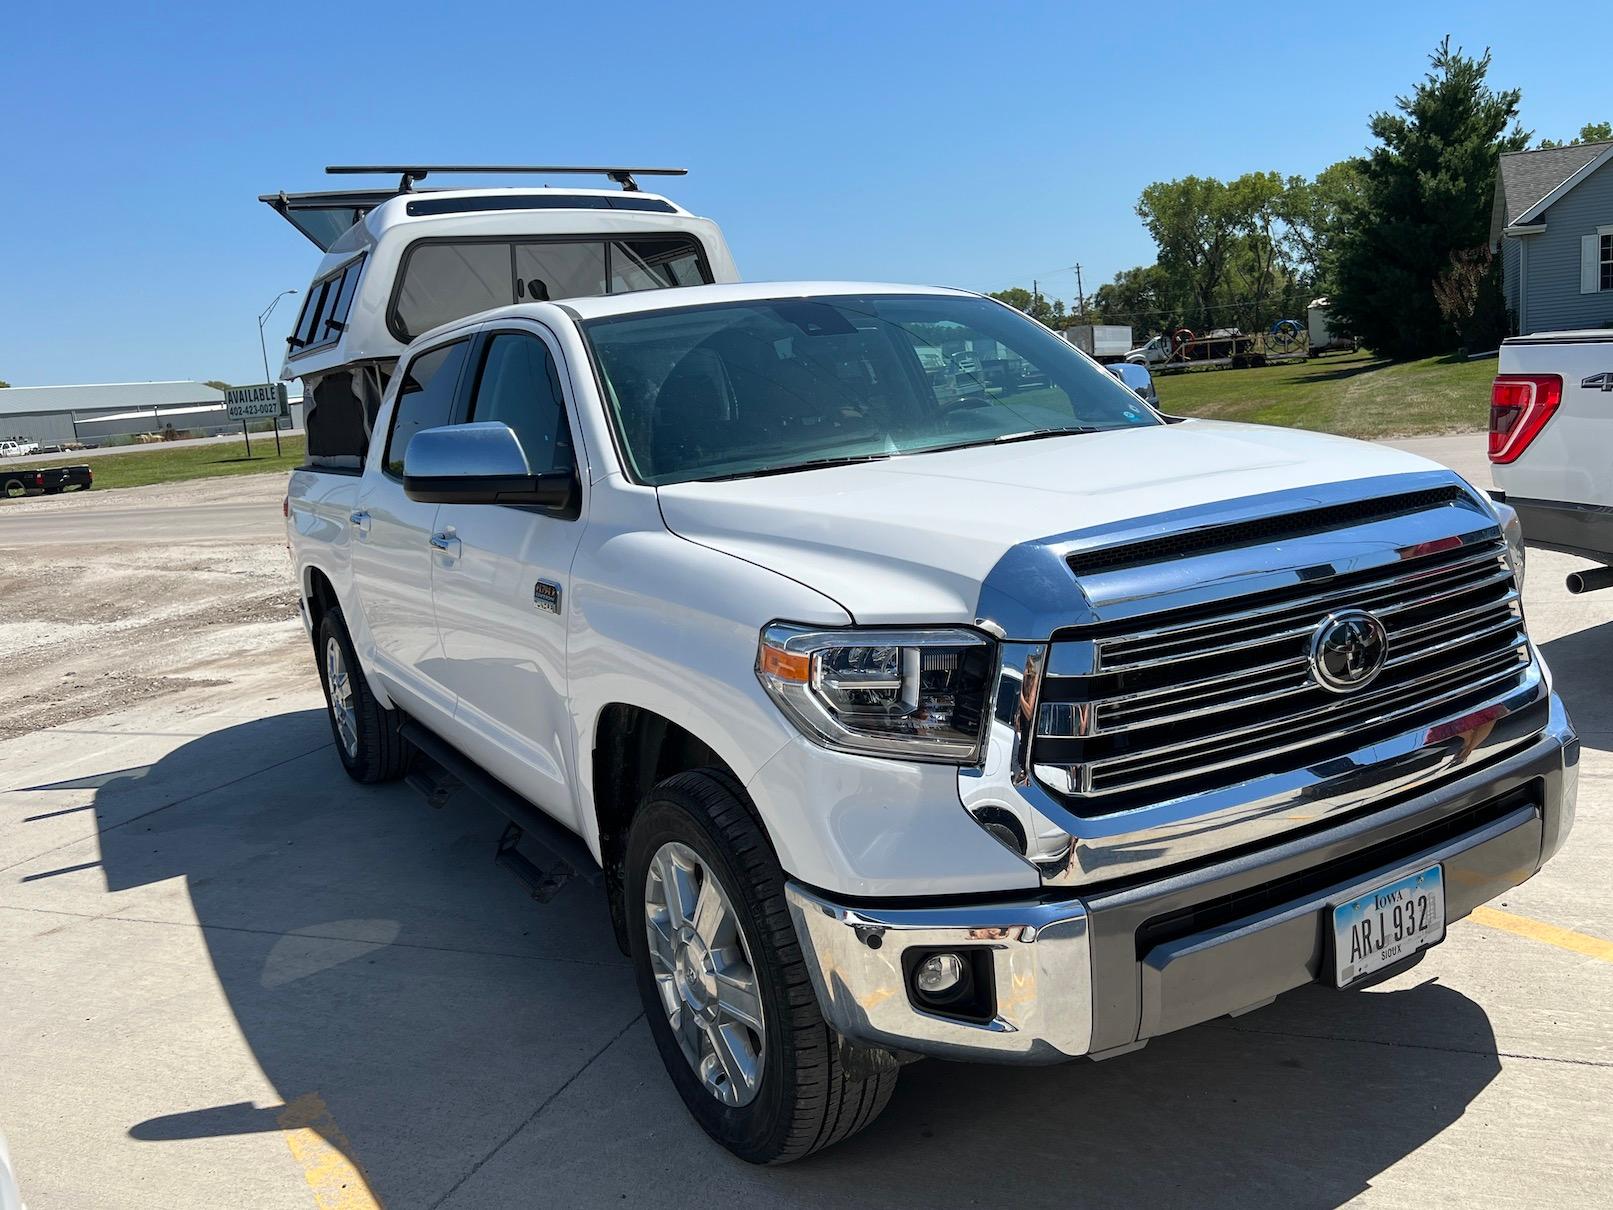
left=1331, top=38, right=1528, bottom=359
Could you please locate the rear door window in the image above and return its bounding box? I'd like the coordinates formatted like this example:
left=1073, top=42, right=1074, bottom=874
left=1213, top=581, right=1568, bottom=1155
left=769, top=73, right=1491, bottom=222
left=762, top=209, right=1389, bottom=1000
left=468, top=333, right=575, bottom=475
left=383, top=339, right=471, bottom=477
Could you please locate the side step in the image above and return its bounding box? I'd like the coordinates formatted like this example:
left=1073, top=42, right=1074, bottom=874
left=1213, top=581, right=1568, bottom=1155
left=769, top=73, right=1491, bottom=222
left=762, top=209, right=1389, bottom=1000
left=399, top=721, right=602, bottom=903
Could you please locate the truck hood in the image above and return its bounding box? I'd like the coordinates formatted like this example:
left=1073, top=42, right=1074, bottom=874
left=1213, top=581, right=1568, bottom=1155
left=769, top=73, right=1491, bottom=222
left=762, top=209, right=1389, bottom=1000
left=654, top=419, right=1450, bottom=625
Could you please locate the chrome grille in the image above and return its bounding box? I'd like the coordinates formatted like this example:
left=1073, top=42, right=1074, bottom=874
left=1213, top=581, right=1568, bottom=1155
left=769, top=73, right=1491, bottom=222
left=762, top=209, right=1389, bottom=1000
left=1032, top=536, right=1529, bottom=813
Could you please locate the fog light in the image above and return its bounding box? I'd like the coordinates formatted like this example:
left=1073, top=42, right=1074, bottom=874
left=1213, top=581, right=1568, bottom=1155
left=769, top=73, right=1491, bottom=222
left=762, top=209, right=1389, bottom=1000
left=915, top=952, right=964, bottom=995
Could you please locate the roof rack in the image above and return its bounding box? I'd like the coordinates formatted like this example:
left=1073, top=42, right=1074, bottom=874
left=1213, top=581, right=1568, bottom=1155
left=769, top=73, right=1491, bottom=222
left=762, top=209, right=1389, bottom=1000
left=325, top=164, right=688, bottom=194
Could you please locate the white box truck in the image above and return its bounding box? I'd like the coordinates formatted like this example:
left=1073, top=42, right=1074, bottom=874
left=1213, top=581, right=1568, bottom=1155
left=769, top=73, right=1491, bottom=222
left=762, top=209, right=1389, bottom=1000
left=1063, top=324, right=1132, bottom=362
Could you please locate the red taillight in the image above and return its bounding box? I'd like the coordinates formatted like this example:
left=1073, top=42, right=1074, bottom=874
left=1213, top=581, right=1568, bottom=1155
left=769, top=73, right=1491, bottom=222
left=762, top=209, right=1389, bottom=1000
left=1489, top=373, right=1563, bottom=463
left=282, top=494, right=290, bottom=519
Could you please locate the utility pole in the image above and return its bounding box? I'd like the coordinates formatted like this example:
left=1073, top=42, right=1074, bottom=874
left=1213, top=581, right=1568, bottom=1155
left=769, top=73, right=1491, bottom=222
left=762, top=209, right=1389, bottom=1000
left=1075, top=263, right=1086, bottom=319
left=1032, top=278, right=1040, bottom=316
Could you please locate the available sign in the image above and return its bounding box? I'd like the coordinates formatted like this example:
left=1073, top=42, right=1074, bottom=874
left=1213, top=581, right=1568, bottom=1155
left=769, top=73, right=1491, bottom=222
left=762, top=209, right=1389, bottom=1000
left=225, top=383, right=289, bottom=421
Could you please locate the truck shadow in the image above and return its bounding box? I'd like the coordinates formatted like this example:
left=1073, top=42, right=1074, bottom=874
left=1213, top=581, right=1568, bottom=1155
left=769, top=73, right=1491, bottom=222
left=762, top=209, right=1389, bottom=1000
left=64, top=709, right=1501, bottom=1209
left=1539, top=621, right=1613, bottom=752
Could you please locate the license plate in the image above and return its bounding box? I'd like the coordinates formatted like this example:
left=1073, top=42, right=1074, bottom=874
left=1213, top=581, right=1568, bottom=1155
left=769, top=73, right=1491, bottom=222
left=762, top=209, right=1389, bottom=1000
left=1331, top=865, right=1445, bottom=987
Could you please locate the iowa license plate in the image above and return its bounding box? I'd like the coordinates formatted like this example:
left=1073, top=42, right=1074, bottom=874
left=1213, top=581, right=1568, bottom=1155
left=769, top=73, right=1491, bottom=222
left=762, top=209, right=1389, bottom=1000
left=1332, top=865, right=1445, bottom=987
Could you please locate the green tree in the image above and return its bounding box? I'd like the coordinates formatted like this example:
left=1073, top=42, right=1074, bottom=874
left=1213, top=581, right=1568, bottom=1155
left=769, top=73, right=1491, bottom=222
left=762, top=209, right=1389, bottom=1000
left=987, top=287, right=1066, bottom=326
left=1278, top=159, right=1364, bottom=296
left=205, top=379, right=232, bottom=391
left=1331, top=37, right=1527, bottom=358
left=1091, top=264, right=1183, bottom=334
left=0, top=379, right=9, bottom=389
left=1538, top=121, right=1612, bottom=149
left=1136, top=175, right=1240, bottom=332
left=1224, top=171, right=1289, bottom=332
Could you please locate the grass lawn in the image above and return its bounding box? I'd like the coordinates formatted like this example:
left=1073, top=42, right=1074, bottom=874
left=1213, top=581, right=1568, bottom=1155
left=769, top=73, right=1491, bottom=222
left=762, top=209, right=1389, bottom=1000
left=1, top=435, right=306, bottom=496
left=1154, top=349, right=1496, bottom=440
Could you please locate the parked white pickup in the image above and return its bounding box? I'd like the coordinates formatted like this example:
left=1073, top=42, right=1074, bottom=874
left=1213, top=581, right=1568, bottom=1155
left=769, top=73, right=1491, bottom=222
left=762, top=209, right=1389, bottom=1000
left=286, top=275, right=1577, bottom=1163
left=1490, top=329, right=1613, bottom=593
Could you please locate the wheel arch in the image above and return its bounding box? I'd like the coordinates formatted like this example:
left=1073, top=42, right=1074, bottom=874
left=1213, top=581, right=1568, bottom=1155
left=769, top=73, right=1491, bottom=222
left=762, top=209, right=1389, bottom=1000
left=591, top=702, right=766, bottom=954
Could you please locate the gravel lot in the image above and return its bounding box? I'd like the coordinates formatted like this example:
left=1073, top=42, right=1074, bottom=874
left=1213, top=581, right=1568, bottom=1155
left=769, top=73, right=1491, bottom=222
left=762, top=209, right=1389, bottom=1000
left=0, top=474, right=306, bottom=736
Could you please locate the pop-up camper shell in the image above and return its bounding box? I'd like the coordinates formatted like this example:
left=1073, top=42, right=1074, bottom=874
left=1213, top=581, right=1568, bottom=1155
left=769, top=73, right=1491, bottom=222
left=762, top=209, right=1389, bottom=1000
left=261, top=165, right=741, bottom=467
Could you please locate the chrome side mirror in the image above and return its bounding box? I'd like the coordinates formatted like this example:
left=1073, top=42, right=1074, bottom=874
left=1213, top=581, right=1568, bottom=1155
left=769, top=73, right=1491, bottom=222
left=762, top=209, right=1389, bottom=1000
left=403, top=422, right=575, bottom=511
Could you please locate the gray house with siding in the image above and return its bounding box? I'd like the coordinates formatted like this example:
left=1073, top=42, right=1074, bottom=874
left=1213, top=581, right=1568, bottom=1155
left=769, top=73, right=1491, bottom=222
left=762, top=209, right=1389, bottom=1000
left=1491, top=140, right=1613, bottom=334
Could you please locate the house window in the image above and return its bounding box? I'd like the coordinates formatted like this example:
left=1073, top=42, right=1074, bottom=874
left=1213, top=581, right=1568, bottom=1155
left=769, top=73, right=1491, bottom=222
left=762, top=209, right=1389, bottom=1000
left=1603, top=233, right=1613, bottom=291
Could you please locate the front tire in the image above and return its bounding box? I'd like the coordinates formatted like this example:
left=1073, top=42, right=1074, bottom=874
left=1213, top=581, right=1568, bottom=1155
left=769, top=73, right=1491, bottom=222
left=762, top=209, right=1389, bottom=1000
left=626, top=769, right=897, bottom=1164
left=315, top=607, right=410, bottom=783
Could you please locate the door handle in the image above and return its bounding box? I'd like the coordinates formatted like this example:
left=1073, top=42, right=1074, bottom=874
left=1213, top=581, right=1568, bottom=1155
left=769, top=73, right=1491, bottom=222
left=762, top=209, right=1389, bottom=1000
left=428, top=531, right=461, bottom=555
left=349, top=510, right=370, bottom=534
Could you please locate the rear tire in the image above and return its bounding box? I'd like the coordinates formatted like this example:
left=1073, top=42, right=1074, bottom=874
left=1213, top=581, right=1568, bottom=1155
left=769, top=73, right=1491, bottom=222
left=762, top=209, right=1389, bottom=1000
left=315, top=607, right=410, bottom=783
left=626, top=769, right=897, bottom=1164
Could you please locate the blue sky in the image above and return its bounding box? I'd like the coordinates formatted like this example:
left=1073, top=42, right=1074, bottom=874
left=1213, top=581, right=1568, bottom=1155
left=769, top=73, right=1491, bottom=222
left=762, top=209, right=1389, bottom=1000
left=1, top=0, right=1603, bottom=386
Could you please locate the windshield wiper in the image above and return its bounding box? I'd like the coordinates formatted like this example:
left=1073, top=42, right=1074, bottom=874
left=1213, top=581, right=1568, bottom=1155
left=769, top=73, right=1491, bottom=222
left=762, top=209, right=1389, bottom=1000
left=696, top=452, right=896, bottom=482
left=989, top=426, right=1101, bottom=444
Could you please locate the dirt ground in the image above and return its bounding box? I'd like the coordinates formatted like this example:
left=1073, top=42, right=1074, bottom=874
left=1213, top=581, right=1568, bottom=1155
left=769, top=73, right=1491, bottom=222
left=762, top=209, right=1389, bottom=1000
left=0, top=474, right=311, bottom=738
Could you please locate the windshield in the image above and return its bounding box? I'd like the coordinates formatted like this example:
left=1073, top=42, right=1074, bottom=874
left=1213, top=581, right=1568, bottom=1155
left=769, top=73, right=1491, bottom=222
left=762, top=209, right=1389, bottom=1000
left=582, top=294, right=1161, bottom=485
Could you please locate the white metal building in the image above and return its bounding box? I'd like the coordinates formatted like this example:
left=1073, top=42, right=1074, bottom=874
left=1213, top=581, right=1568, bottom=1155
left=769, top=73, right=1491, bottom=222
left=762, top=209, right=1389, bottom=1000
left=0, top=382, right=302, bottom=447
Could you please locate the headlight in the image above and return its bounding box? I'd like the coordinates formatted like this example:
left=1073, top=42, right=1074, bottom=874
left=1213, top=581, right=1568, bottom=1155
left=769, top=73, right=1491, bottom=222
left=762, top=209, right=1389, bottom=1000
left=756, top=623, right=994, bottom=762
left=1493, top=498, right=1526, bottom=587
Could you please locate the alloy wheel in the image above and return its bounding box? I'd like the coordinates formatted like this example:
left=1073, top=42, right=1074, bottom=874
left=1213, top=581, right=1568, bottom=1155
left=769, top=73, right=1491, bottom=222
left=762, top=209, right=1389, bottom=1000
left=325, top=636, right=359, bottom=758
left=643, top=841, right=766, bottom=1106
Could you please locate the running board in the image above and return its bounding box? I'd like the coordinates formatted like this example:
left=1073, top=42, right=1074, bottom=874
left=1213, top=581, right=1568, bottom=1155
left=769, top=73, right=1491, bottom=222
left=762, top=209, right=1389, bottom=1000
left=398, top=720, right=602, bottom=901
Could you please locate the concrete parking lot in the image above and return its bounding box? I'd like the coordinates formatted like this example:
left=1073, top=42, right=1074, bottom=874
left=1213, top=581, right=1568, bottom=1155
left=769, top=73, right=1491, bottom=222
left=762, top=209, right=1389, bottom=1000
left=2, top=439, right=1611, bottom=1208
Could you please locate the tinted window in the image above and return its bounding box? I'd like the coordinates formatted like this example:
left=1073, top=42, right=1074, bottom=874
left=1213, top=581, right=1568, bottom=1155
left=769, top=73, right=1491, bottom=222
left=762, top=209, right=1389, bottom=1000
left=384, top=340, right=470, bottom=477
left=290, top=279, right=329, bottom=351
left=469, top=334, right=575, bottom=474
left=323, top=257, right=364, bottom=340
left=394, top=243, right=513, bottom=340
left=610, top=237, right=708, bottom=292
left=290, top=256, right=367, bottom=357
left=514, top=242, right=609, bottom=303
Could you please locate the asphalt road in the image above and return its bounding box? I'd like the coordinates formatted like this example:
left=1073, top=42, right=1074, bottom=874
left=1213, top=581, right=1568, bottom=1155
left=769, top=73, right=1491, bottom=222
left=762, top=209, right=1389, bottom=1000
left=2, top=433, right=1610, bottom=1209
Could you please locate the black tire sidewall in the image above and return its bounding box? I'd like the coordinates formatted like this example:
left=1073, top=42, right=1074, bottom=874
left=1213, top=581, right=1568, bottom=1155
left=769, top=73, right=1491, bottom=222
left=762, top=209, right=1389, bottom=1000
left=316, top=608, right=381, bottom=780
left=625, top=782, right=799, bottom=1162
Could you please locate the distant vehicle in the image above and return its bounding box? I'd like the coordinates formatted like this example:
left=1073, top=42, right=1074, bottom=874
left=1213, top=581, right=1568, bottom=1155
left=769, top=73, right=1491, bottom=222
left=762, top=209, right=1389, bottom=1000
left=1, top=465, right=92, bottom=498
left=1106, top=360, right=1159, bottom=407
left=1489, top=328, right=1613, bottom=595
left=0, top=441, right=40, bottom=459
left=1307, top=297, right=1357, bottom=356
left=1063, top=324, right=1132, bottom=363
left=1126, top=333, right=1174, bottom=365
left=948, top=351, right=982, bottom=377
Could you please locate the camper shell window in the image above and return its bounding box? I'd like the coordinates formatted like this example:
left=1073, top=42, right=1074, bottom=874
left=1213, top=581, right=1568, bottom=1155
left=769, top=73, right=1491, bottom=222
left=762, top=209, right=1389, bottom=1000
left=387, top=236, right=712, bottom=342
left=288, top=254, right=367, bottom=358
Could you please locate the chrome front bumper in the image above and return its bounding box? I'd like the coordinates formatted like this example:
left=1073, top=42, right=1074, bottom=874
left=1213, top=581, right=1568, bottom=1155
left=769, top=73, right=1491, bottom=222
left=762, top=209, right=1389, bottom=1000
left=786, top=694, right=1577, bottom=1064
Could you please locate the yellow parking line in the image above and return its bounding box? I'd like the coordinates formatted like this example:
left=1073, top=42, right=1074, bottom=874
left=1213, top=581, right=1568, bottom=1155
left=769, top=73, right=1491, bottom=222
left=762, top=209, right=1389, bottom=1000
left=1469, top=906, right=1613, bottom=963
left=277, top=1092, right=383, bottom=1210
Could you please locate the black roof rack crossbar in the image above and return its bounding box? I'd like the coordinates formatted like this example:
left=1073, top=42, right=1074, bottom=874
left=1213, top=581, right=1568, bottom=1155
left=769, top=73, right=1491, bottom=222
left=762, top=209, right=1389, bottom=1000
left=324, top=164, right=688, bottom=193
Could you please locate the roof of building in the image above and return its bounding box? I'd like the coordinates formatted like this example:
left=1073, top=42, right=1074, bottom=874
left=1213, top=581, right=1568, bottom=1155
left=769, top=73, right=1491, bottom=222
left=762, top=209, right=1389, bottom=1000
left=0, top=381, right=226, bottom=417
left=1492, top=140, right=1613, bottom=242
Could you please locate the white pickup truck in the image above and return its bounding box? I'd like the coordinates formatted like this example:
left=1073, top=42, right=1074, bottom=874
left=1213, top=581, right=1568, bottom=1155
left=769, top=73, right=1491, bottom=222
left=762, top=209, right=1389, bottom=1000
left=279, top=174, right=1577, bottom=1164
left=1490, top=329, right=1613, bottom=594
